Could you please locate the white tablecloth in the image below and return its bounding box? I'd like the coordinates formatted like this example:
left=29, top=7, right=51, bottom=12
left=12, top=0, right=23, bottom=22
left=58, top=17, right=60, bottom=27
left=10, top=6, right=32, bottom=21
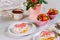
left=0, top=0, right=60, bottom=40
left=0, top=13, right=60, bottom=40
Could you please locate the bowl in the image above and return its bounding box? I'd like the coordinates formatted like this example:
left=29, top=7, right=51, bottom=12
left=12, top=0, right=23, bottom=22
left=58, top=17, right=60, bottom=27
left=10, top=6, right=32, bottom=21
left=34, top=20, right=49, bottom=26
left=48, top=15, right=56, bottom=19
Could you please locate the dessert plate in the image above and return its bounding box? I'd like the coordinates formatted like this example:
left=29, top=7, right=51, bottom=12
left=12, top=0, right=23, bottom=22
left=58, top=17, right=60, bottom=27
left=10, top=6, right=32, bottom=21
left=8, top=21, right=36, bottom=37
left=33, top=30, right=60, bottom=40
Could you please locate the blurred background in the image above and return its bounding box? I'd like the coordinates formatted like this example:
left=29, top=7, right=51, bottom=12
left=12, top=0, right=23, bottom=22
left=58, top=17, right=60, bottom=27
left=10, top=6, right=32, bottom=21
left=0, top=0, right=60, bottom=10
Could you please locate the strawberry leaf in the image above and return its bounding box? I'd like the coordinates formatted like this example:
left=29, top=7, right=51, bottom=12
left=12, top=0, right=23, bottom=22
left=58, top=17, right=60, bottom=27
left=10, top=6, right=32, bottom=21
left=39, top=0, right=43, bottom=4
left=43, top=0, right=48, bottom=4
left=31, top=3, right=34, bottom=7
left=26, top=3, right=30, bottom=10
left=26, top=0, right=48, bottom=10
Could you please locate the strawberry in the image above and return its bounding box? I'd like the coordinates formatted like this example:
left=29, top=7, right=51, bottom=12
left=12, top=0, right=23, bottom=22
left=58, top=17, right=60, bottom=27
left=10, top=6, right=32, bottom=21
left=43, top=16, right=48, bottom=21
left=40, top=31, right=51, bottom=37
left=15, top=23, right=26, bottom=28
left=40, top=14, right=46, bottom=17
left=54, top=10, right=58, bottom=15
left=31, top=0, right=37, bottom=3
left=47, top=8, right=58, bottom=15
left=47, top=10, right=51, bottom=15
left=37, top=14, right=49, bottom=21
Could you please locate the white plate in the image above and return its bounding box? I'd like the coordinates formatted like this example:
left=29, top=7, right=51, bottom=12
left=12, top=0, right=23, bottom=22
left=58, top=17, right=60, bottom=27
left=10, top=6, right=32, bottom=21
left=33, top=30, right=60, bottom=40
left=8, top=21, right=36, bottom=37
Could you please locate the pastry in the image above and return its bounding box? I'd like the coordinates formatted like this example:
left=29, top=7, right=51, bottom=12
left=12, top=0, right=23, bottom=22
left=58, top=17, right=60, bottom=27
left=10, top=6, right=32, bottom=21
left=12, top=23, right=28, bottom=34
left=40, top=31, right=55, bottom=40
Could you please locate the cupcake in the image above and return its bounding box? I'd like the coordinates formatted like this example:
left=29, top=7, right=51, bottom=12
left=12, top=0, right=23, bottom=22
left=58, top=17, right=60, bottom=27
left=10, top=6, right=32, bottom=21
left=35, top=14, right=49, bottom=26
left=13, top=23, right=28, bottom=34
left=47, top=8, right=58, bottom=19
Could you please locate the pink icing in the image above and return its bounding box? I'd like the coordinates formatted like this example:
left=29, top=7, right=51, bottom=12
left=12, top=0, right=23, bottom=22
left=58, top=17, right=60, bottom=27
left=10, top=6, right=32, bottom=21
left=40, top=31, right=51, bottom=37
left=15, top=23, right=26, bottom=28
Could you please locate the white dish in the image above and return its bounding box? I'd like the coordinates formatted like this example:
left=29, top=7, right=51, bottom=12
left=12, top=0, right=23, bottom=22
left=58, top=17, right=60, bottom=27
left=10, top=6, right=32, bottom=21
left=33, top=30, right=60, bottom=40
left=8, top=21, right=36, bottom=37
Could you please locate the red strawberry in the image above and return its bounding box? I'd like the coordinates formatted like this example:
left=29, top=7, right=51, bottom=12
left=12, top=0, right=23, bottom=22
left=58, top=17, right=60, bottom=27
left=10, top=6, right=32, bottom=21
left=47, top=8, right=58, bottom=15
left=15, top=23, right=26, bottom=28
left=37, top=14, right=49, bottom=21
left=31, top=0, right=37, bottom=3
left=40, top=14, right=46, bottom=17
left=47, top=10, right=51, bottom=15
left=54, top=10, right=58, bottom=15
left=43, top=16, right=48, bottom=21
left=40, top=31, right=51, bottom=37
